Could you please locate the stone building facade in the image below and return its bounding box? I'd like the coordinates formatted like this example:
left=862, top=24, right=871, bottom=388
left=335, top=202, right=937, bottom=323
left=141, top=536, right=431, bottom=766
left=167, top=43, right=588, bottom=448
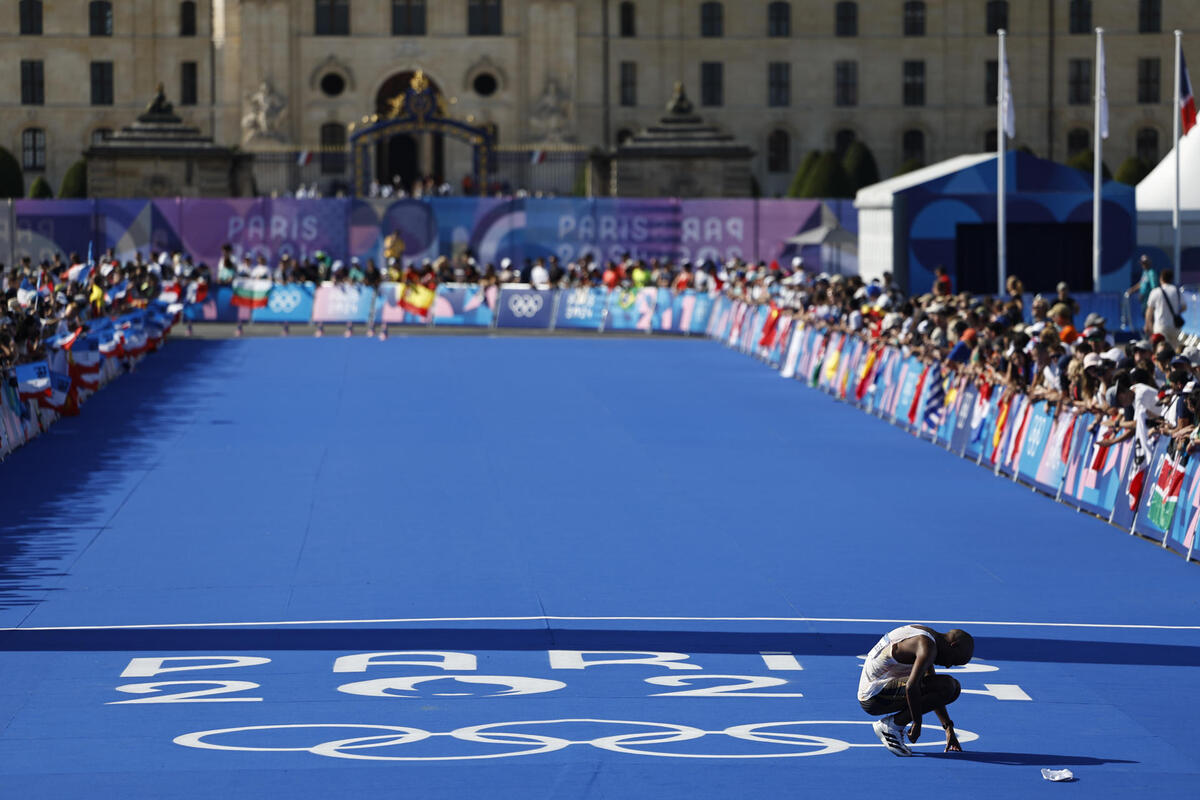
left=3, top=0, right=1196, bottom=197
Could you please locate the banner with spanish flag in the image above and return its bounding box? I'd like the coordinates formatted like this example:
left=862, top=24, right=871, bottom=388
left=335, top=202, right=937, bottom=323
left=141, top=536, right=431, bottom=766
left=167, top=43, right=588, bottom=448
left=399, top=283, right=436, bottom=317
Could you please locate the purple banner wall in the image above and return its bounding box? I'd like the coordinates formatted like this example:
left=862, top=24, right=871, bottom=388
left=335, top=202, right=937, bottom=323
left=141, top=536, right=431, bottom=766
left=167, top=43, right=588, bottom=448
left=3, top=198, right=855, bottom=271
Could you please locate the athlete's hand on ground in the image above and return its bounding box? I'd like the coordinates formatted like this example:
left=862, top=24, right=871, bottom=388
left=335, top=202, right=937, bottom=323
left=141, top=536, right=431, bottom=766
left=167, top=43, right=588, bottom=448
left=907, top=720, right=921, bottom=743
left=944, top=729, right=962, bottom=753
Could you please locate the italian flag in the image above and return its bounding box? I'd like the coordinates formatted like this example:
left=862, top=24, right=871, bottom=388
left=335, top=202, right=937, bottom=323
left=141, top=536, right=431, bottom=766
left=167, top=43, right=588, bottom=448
left=231, top=277, right=273, bottom=309
left=399, top=283, right=435, bottom=316
left=1148, top=444, right=1188, bottom=529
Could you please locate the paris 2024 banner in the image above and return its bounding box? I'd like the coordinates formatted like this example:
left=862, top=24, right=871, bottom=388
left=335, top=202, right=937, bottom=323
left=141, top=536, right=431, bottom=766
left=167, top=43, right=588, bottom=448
left=0, top=197, right=856, bottom=271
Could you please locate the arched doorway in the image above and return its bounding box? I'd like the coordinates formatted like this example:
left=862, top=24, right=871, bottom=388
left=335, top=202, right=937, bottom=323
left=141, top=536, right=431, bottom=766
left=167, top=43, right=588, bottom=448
left=375, top=71, right=444, bottom=190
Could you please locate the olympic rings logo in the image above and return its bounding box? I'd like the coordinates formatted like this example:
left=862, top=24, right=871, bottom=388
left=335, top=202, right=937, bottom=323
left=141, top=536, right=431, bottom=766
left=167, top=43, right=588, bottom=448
left=507, top=293, right=545, bottom=318
left=267, top=287, right=303, bottom=313
left=174, top=719, right=978, bottom=761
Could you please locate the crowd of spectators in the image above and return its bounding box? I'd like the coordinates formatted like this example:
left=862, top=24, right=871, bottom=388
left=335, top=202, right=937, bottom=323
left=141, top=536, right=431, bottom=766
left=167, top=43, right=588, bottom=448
left=776, top=253, right=1197, bottom=454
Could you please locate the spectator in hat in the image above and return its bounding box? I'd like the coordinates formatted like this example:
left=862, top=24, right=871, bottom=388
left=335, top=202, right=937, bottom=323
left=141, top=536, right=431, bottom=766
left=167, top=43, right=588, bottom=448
left=1145, top=268, right=1186, bottom=348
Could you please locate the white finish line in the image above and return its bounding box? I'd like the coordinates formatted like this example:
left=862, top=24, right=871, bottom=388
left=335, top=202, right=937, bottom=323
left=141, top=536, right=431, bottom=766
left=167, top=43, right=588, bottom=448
left=3, top=615, right=1200, bottom=632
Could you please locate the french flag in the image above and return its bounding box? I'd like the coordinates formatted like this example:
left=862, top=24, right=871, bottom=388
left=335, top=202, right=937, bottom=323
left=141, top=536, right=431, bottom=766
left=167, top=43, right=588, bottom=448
left=1183, top=51, right=1197, bottom=136
left=104, top=280, right=128, bottom=304
left=14, top=362, right=52, bottom=399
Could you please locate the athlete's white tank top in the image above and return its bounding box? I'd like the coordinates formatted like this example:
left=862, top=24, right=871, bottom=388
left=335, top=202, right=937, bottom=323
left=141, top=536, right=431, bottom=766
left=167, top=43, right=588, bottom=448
left=857, top=625, right=936, bottom=701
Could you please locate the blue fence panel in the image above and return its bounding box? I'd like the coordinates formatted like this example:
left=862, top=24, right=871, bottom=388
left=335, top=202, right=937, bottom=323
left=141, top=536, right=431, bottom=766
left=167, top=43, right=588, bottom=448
left=251, top=283, right=315, bottom=323
left=431, top=284, right=497, bottom=327
left=606, top=288, right=657, bottom=332
left=1164, top=456, right=1200, bottom=557
left=495, top=288, right=556, bottom=329
left=554, top=288, right=607, bottom=330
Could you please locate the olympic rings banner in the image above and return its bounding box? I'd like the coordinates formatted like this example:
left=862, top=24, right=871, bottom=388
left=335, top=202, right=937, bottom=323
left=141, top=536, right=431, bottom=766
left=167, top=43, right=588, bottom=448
left=710, top=300, right=1200, bottom=564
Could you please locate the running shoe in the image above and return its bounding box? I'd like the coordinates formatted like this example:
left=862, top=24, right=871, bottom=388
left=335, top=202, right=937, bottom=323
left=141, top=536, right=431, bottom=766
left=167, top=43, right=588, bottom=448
left=872, top=717, right=913, bottom=756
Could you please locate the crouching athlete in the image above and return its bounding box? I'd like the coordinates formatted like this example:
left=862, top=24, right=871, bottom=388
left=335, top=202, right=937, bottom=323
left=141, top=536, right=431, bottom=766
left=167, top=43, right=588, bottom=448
left=858, top=625, right=974, bottom=756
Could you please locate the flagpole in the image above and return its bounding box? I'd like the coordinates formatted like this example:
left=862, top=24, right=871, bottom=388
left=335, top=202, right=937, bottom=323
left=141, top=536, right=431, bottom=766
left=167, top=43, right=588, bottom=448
left=1175, top=30, right=1183, bottom=271
left=1092, top=27, right=1105, bottom=291
left=997, top=29, right=1008, bottom=296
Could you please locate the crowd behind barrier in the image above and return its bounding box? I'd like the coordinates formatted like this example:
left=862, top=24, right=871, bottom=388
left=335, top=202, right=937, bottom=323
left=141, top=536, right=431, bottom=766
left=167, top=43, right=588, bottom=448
left=704, top=282, right=1200, bottom=565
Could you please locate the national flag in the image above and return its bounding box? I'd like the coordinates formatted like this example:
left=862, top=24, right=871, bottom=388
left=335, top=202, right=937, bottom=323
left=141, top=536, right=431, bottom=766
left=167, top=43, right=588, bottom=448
left=1060, top=413, right=1077, bottom=464
left=991, top=394, right=1012, bottom=463
left=759, top=304, right=781, bottom=348
left=14, top=362, right=51, bottom=399
left=969, top=381, right=991, bottom=443
left=398, top=282, right=435, bottom=316
left=1148, top=440, right=1189, bottom=529
left=1127, top=410, right=1154, bottom=511
left=907, top=364, right=931, bottom=426
left=1182, top=51, right=1197, bottom=135
left=855, top=347, right=880, bottom=401
left=531, top=149, right=547, bottom=165
left=104, top=279, right=129, bottom=305
left=999, top=48, right=1015, bottom=138
left=185, top=280, right=209, bottom=304
left=1006, top=398, right=1032, bottom=467
left=1097, top=32, right=1109, bottom=140
left=297, top=150, right=313, bottom=166
left=68, top=337, right=102, bottom=388
left=921, top=364, right=945, bottom=431
left=809, top=335, right=829, bottom=387
left=158, top=280, right=181, bottom=304
left=16, top=278, right=37, bottom=308
left=39, top=371, right=74, bottom=413
left=49, top=327, right=82, bottom=351
left=68, top=262, right=93, bottom=285
left=230, top=276, right=273, bottom=309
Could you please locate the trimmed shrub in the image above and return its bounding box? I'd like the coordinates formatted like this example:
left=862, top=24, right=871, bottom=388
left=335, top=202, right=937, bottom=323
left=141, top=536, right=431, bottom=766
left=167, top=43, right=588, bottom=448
left=59, top=160, right=87, bottom=198
left=0, top=147, right=23, bottom=198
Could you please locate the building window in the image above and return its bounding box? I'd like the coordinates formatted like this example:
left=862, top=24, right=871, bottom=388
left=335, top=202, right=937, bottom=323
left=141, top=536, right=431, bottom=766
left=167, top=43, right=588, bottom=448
left=320, top=123, right=346, bottom=174
left=90, top=61, right=114, bottom=105
left=700, top=2, right=723, bottom=37
left=1068, top=59, right=1091, bottom=105
left=22, top=129, right=46, bottom=171
left=91, top=128, right=112, bottom=145
left=767, top=130, right=790, bottom=173
left=903, top=1, right=925, bottom=36
left=89, top=0, right=113, bottom=35
left=835, top=60, right=858, bottom=107
left=20, top=60, right=44, bottom=106
left=985, top=1, right=1007, bottom=34
left=835, top=129, right=857, bottom=155
left=1138, top=58, right=1161, bottom=104
left=835, top=2, right=857, bottom=37
left=903, top=60, right=925, bottom=106
left=985, top=128, right=998, bottom=151
left=620, top=61, right=637, bottom=107
left=701, top=62, right=723, bottom=106
left=181, top=62, right=198, bottom=106
left=619, top=1, right=635, bottom=37
left=19, top=0, right=42, bottom=35
left=1138, top=0, right=1161, bottom=34
left=315, top=0, right=349, bottom=35
left=767, top=2, right=790, bottom=37
left=392, top=0, right=426, bottom=35
left=985, top=60, right=998, bottom=105
left=1067, top=127, right=1089, bottom=157
left=1068, top=0, right=1091, bottom=34
left=473, top=73, right=497, bottom=96
left=768, top=62, right=790, bottom=107
left=1137, top=128, right=1159, bottom=164
left=180, top=1, right=196, bottom=35
left=902, top=129, right=925, bottom=165
left=468, top=0, right=502, bottom=35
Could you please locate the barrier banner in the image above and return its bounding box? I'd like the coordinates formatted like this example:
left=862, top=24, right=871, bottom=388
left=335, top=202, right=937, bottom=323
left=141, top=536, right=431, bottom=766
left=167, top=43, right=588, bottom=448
left=1030, top=411, right=1075, bottom=495
left=1163, top=457, right=1200, bottom=558
left=1131, top=436, right=1176, bottom=538
left=1064, top=416, right=1133, bottom=518
left=183, top=286, right=240, bottom=322
left=495, top=288, right=556, bottom=329
left=1014, top=402, right=1052, bottom=483
left=996, top=395, right=1031, bottom=476
left=709, top=296, right=734, bottom=340
left=606, top=288, right=657, bottom=332
left=251, top=283, right=315, bottom=323
left=948, top=385, right=977, bottom=453
left=651, top=289, right=715, bottom=335
left=431, top=284, right=497, bottom=327
left=555, top=287, right=607, bottom=330
left=889, top=358, right=923, bottom=426
left=374, top=282, right=427, bottom=325
left=312, top=284, right=376, bottom=323
left=743, top=305, right=768, bottom=354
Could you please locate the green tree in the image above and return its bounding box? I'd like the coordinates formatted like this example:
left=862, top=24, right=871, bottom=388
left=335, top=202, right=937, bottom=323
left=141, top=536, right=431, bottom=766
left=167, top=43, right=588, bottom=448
left=798, top=151, right=855, bottom=198
left=1065, top=149, right=1112, bottom=180
left=787, top=150, right=821, bottom=197
left=841, top=140, right=880, bottom=192
left=895, top=157, right=924, bottom=176
left=1113, top=156, right=1150, bottom=186
left=59, top=160, right=88, bottom=198
left=0, top=147, right=23, bottom=198
left=29, top=175, right=53, bottom=199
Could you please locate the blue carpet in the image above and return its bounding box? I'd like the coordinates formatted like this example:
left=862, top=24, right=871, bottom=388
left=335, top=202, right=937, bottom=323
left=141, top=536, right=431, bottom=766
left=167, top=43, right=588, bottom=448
left=0, top=336, right=1197, bottom=797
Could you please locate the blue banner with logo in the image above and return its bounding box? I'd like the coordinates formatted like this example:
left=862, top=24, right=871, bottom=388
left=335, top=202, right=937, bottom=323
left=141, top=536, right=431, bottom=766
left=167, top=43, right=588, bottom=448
left=1063, top=417, right=1133, bottom=518
left=495, top=288, right=556, bottom=329
left=431, top=284, right=497, bottom=327
left=312, top=284, right=376, bottom=323
left=554, top=288, right=607, bottom=330
left=251, top=283, right=316, bottom=323
left=1014, top=402, right=1053, bottom=483
left=605, top=288, right=657, bottom=332
left=649, top=289, right=715, bottom=335
left=183, top=286, right=240, bottom=322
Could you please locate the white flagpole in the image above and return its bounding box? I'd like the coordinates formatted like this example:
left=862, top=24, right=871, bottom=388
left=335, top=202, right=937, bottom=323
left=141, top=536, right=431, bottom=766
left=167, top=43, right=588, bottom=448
left=997, top=29, right=1008, bottom=296
left=1175, top=30, right=1183, bottom=271
left=1093, top=28, right=1106, bottom=291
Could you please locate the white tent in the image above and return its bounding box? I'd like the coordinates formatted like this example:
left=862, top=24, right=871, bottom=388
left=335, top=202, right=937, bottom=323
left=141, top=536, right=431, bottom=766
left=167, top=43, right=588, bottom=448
left=1136, top=129, right=1200, bottom=264
left=854, top=154, right=993, bottom=283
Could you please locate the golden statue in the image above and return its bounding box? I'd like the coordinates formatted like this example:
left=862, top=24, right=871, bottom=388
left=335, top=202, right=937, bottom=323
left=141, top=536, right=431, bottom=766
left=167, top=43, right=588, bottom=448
left=384, top=231, right=406, bottom=262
